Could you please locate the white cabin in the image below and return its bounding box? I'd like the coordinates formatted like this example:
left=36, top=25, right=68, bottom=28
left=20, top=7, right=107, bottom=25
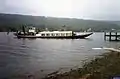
left=28, top=27, right=36, bottom=33
left=36, top=31, right=73, bottom=37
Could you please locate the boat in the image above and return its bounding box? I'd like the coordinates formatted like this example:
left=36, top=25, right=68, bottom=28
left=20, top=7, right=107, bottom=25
left=14, top=26, right=93, bottom=39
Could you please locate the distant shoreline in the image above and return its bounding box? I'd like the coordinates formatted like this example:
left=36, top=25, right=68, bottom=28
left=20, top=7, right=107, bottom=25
left=0, top=13, right=120, bottom=32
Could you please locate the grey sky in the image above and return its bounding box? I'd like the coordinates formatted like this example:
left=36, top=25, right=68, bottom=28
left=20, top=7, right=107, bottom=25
left=0, top=0, right=120, bottom=20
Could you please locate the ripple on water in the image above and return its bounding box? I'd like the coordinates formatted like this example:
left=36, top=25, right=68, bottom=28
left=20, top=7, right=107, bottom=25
left=0, top=33, right=119, bottom=79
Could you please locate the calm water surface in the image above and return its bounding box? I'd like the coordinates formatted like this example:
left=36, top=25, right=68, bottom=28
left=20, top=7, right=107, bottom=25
left=0, top=32, right=120, bottom=79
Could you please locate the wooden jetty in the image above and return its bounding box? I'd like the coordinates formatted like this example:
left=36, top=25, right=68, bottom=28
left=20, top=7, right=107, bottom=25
left=104, top=32, right=120, bottom=41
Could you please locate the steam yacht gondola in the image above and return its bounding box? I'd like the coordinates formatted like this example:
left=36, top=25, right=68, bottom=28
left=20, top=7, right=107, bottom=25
left=14, top=26, right=93, bottom=39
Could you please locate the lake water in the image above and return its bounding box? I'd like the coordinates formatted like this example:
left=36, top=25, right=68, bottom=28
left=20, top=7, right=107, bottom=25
left=0, top=32, right=120, bottom=79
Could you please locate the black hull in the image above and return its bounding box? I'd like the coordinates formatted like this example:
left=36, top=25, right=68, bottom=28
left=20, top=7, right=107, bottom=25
left=15, top=33, right=93, bottom=39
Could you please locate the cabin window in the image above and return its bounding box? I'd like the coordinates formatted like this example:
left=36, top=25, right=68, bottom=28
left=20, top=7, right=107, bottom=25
left=46, top=34, right=50, bottom=36
left=58, top=33, right=61, bottom=36
left=56, top=33, right=59, bottom=36
left=68, top=33, right=71, bottom=36
left=61, top=33, right=65, bottom=36
left=51, top=33, right=54, bottom=36
left=66, top=33, right=68, bottom=36
left=41, top=34, right=45, bottom=36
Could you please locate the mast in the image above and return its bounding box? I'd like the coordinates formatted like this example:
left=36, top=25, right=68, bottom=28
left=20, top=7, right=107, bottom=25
left=22, top=25, right=26, bottom=35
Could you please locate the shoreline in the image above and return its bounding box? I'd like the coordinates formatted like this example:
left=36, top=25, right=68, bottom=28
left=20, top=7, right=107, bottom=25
left=43, top=51, right=120, bottom=79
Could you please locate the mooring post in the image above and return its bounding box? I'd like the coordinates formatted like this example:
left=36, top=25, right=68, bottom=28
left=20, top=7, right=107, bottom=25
left=104, top=32, right=106, bottom=40
left=109, top=32, right=111, bottom=41
left=115, top=32, right=117, bottom=41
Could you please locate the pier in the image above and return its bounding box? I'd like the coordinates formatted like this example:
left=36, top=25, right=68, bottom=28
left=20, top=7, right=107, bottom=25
left=104, top=32, right=120, bottom=41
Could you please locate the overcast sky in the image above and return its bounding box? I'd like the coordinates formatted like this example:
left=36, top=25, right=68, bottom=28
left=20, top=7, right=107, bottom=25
left=0, top=0, right=120, bottom=20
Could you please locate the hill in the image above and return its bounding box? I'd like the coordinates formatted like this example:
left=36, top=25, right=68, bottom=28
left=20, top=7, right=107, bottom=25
left=0, top=13, right=120, bottom=32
